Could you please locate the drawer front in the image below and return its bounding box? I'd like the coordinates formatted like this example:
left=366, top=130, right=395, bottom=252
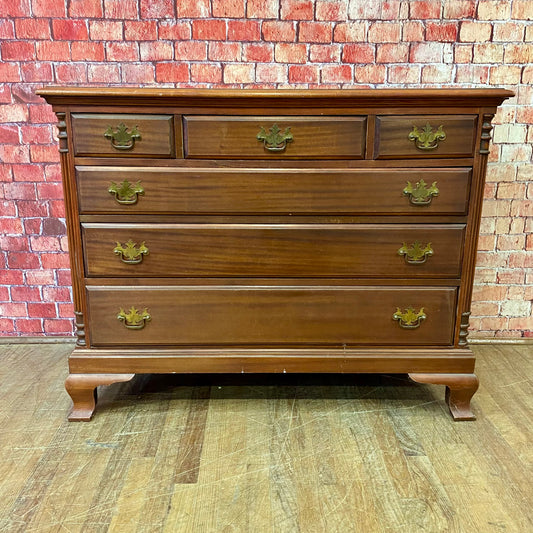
left=71, top=114, right=177, bottom=157
left=83, top=224, right=465, bottom=278
left=87, top=286, right=457, bottom=346
left=76, top=167, right=471, bottom=215
left=375, top=115, right=477, bottom=159
left=184, top=116, right=366, bottom=159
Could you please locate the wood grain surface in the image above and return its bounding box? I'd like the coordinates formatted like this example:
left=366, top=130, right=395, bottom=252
left=0, top=342, right=531, bottom=532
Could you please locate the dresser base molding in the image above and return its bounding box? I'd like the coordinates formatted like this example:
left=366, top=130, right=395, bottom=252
left=65, top=347, right=475, bottom=420
left=409, top=373, right=479, bottom=421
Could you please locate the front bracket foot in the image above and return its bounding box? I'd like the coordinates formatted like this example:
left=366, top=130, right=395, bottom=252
left=408, top=373, right=479, bottom=421
left=65, top=373, right=135, bottom=421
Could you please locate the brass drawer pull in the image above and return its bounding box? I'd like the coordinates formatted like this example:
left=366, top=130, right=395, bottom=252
left=117, top=306, right=151, bottom=330
left=104, top=123, right=141, bottom=150
left=408, top=123, right=446, bottom=150
left=257, top=124, right=293, bottom=152
left=114, top=240, right=149, bottom=264
left=398, top=241, right=433, bottom=265
left=393, top=307, right=426, bottom=329
left=404, top=179, right=439, bottom=206
left=108, top=179, right=144, bottom=205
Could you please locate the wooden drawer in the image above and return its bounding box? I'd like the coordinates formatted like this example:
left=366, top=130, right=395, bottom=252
left=71, top=113, right=177, bottom=157
left=82, top=223, right=465, bottom=278
left=76, top=167, right=471, bottom=215
left=375, top=115, right=477, bottom=159
left=183, top=116, right=366, bottom=159
left=87, top=285, right=457, bottom=346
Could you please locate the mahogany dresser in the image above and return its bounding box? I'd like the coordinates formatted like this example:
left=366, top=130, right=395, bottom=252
left=37, top=87, right=512, bottom=421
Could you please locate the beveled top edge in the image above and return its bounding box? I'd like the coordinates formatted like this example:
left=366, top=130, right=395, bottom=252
left=37, top=86, right=514, bottom=99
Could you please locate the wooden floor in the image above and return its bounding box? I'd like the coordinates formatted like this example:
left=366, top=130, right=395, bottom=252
left=0, top=343, right=531, bottom=532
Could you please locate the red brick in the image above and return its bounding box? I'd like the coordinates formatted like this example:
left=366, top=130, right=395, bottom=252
left=281, top=0, right=313, bottom=20
left=36, top=41, right=70, bottom=61
left=504, top=44, right=533, bottom=64
left=256, top=64, right=287, bottom=83
left=105, top=42, right=138, bottom=61
left=14, top=18, right=51, bottom=39
left=26, top=269, right=55, bottom=286
left=191, top=63, right=222, bottom=83
left=44, top=319, right=74, bottom=334
left=263, top=21, right=296, bottom=42
left=12, top=286, right=40, bottom=302
left=0, top=287, right=9, bottom=302
left=512, top=0, right=533, bottom=20
left=124, top=21, right=157, bottom=40
left=228, top=20, right=261, bottom=41
left=7, top=252, right=40, bottom=269
left=0, top=19, right=14, bottom=39
left=456, top=65, right=490, bottom=84
left=192, top=20, right=226, bottom=41
left=32, top=0, right=66, bottom=16
left=175, top=42, right=207, bottom=61
left=473, top=43, right=504, bottom=63
left=21, top=62, right=53, bottom=82
left=333, top=22, right=366, bottom=42
left=348, top=0, right=381, bottom=19
left=342, top=44, right=375, bottom=64
left=490, top=65, right=522, bottom=85
left=0, top=268, right=24, bottom=284
left=321, top=64, right=352, bottom=83
left=0, top=64, right=21, bottom=82
left=69, top=0, right=103, bottom=17
left=89, top=20, right=123, bottom=40
left=15, top=319, right=43, bottom=333
left=410, top=42, right=444, bottom=62
left=57, top=303, right=74, bottom=318
left=72, top=42, right=105, bottom=62
left=0, top=236, right=28, bottom=251
left=0, top=0, right=30, bottom=16
left=275, top=43, right=307, bottom=63
left=30, top=236, right=60, bottom=252
left=478, top=0, right=511, bottom=20
left=316, top=0, right=347, bottom=21
left=422, top=64, right=454, bottom=83
left=57, top=270, right=72, bottom=286
left=175, top=0, right=208, bottom=17
left=30, top=145, right=58, bottom=163
left=43, top=287, right=71, bottom=301
left=139, top=0, right=174, bottom=18
left=55, top=63, right=87, bottom=83
left=376, top=43, right=409, bottom=63
left=104, top=0, right=138, bottom=19
left=459, top=21, right=492, bottom=42
left=368, top=22, right=401, bottom=43
left=410, top=0, right=442, bottom=18
left=224, top=64, right=255, bottom=84
left=158, top=22, right=190, bottom=40
left=155, top=63, right=189, bottom=83
left=299, top=22, right=332, bottom=43
left=88, top=63, right=121, bottom=83
left=0, top=125, right=19, bottom=143
left=0, top=164, right=13, bottom=182
left=0, top=303, right=27, bottom=317
left=52, top=19, right=88, bottom=40
left=24, top=219, right=42, bottom=234
left=243, top=43, right=273, bottom=62
left=41, top=253, right=70, bottom=269
left=12, top=163, right=46, bottom=181
left=4, top=182, right=35, bottom=200
left=42, top=218, right=65, bottom=236
left=0, top=217, right=23, bottom=234
left=381, top=0, right=402, bottom=19
left=1, top=41, right=35, bottom=61
left=288, top=65, right=319, bottom=83
left=29, top=104, right=56, bottom=125
left=494, top=22, right=525, bottom=42
left=49, top=200, right=65, bottom=218
left=426, top=22, right=458, bottom=42
left=402, top=21, right=425, bottom=41
left=309, top=44, right=340, bottom=62
left=454, top=44, right=473, bottom=63
left=388, top=65, right=421, bottom=84
left=12, top=84, right=41, bottom=103
left=213, top=0, right=245, bottom=17
left=246, top=0, right=278, bottom=18
left=1, top=145, right=30, bottom=163
left=140, top=42, right=173, bottom=61
left=208, top=42, right=242, bottom=62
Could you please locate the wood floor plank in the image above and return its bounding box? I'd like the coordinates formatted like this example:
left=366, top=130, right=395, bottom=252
left=0, top=343, right=532, bottom=532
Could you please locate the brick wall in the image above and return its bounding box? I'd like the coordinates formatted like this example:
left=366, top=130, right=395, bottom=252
left=0, top=0, right=532, bottom=338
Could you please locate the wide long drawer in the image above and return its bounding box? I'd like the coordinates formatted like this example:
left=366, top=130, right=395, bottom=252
left=82, top=223, right=465, bottom=278
left=87, top=285, right=457, bottom=346
left=76, top=167, right=472, bottom=215
left=184, top=116, right=366, bottom=159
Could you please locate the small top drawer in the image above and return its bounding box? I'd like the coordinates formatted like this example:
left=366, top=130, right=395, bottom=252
left=71, top=113, right=178, bottom=157
left=375, top=115, right=477, bottom=159
left=184, top=116, right=366, bottom=159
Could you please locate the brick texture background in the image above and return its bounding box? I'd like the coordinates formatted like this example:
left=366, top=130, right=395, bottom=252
left=0, top=0, right=532, bottom=338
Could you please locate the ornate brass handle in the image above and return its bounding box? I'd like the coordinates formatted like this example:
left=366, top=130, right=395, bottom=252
left=403, top=179, right=439, bottom=206
left=114, top=240, right=149, bottom=264
left=117, top=306, right=151, bottom=330
left=257, top=124, right=293, bottom=152
left=108, top=179, right=144, bottom=205
left=408, top=123, right=446, bottom=150
left=104, top=123, right=141, bottom=150
left=393, top=307, right=426, bottom=329
left=398, top=241, right=433, bottom=265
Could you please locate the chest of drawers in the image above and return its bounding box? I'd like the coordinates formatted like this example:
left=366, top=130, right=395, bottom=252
left=37, top=87, right=512, bottom=421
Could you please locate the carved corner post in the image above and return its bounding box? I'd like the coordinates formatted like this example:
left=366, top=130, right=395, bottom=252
left=65, top=374, right=135, bottom=421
